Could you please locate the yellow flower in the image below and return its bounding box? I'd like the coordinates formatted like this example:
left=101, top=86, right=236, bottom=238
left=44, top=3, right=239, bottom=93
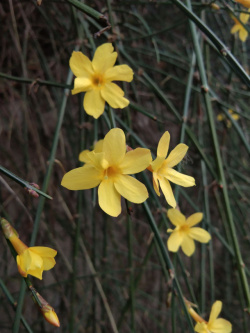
left=79, top=139, right=104, bottom=163
left=217, top=109, right=239, bottom=128
left=148, top=131, right=195, bottom=208
left=167, top=209, right=211, bottom=256
left=231, top=10, right=250, bottom=42
left=1, top=218, right=57, bottom=280
left=61, top=128, right=152, bottom=217
left=235, top=0, right=250, bottom=8
left=70, top=43, right=134, bottom=119
left=193, top=301, right=232, bottom=333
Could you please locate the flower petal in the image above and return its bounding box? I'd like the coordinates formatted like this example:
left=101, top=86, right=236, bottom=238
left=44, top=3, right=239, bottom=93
left=188, top=228, right=211, bottom=243
left=209, top=318, right=232, bottom=333
left=186, top=212, right=203, bottom=227
left=150, top=156, right=165, bottom=172
left=84, top=90, right=106, bottom=119
left=16, top=254, right=29, bottom=277
left=166, top=143, right=188, bottom=168
left=98, top=180, right=121, bottom=217
left=42, top=257, right=56, bottom=271
left=158, top=176, right=176, bottom=208
left=181, top=236, right=195, bottom=256
left=104, top=64, right=134, bottom=82
left=165, top=168, right=195, bottom=187
left=29, top=247, right=57, bottom=258
left=69, top=51, right=93, bottom=77
left=208, top=301, right=222, bottom=324
left=231, top=24, right=240, bottom=34
left=103, top=128, right=126, bottom=166
left=153, top=173, right=160, bottom=196
left=239, top=27, right=248, bottom=42
left=101, top=82, right=129, bottom=109
left=92, top=43, right=117, bottom=73
left=114, top=175, right=148, bottom=203
left=157, top=131, right=170, bottom=158
left=72, top=77, right=92, bottom=95
left=61, top=165, right=102, bottom=190
left=79, top=149, right=91, bottom=163
left=119, top=148, right=152, bottom=174
left=167, top=231, right=183, bottom=252
left=194, top=322, right=207, bottom=333
left=167, top=208, right=186, bottom=226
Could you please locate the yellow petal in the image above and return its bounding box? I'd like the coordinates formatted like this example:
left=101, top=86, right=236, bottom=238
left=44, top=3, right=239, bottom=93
left=153, top=173, right=160, bottom=196
left=114, top=175, right=148, bottom=203
left=72, top=77, right=92, bottom=95
left=195, top=322, right=207, bottom=333
left=28, top=269, right=43, bottom=280
left=84, top=89, right=106, bottom=119
left=26, top=250, right=43, bottom=271
left=16, top=254, right=28, bottom=277
left=217, top=114, right=224, bottom=121
left=61, top=165, right=102, bottom=190
left=98, top=180, right=121, bottom=217
left=209, top=318, right=232, bottom=333
left=240, top=11, right=250, bottom=24
left=94, top=139, right=104, bottom=152
left=167, top=231, right=183, bottom=252
left=101, top=82, right=129, bottom=109
left=29, top=247, right=57, bottom=258
left=167, top=208, right=186, bottom=226
left=150, top=156, right=165, bottom=172
left=166, top=143, right=188, bottom=168
left=165, top=168, right=195, bottom=187
left=158, top=177, right=176, bottom=208
left=188, top=228, right=211, bottom=243
left=69, top=51, right=93, bottom=77
left=181, top=236, right=195, bottom=256
left=119, top=148, right=152, bottom=174
left=231, top=24, right=240, bottom=34
left=103, top=128, right=126, bottom=166
left=79, top=149, right=91, bottom=163
left=92, top=43, right=117, bottom=73
left=239, top=27, right=248, bottom=42
left=42, top=257, right=56, bottom=271
left=104, top=64, right=134, bottom=82
left=157, top=131, right=170, bottom=158
left=208, top=301, right=222, bottom=324
left=186, top=212, right=203, bottom=227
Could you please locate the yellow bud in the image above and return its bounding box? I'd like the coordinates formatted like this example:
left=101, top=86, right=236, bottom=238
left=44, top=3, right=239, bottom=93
left=1, top=218, right=18, bottom=239
left=211, top=3, right=220, bottom=10
left=42, top=306, right=60, bottom=327
left=35, top=291, right=60, bottom=327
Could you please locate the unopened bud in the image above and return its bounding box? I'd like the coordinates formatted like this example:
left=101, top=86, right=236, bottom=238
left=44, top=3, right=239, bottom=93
left=0, top=218, right=18, bottom=239
left=211, top=3, right=220, bottom=10
left=24, top=183, right=40, bottom=198
left=35, top=291, right=60, bottom=327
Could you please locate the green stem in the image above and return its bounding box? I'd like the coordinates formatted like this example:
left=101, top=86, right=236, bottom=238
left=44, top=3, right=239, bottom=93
left=170, top=0, right=250, bottom=87
left=0, top=165, right=52, bottom=200
left=187, top=0, right=250, bottom=311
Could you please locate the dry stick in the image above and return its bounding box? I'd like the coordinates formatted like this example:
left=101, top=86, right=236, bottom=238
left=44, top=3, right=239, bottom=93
left=55, top=190, right=119, bottom=333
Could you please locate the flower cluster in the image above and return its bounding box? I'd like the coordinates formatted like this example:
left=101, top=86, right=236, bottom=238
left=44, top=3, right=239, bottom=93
left=231, top=8, right=250, bottom=42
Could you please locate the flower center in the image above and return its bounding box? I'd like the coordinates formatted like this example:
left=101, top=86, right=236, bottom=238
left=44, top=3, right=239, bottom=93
left=103, top=166, right=121, bottom=180
left=92, top=74, right=104, bottom=88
